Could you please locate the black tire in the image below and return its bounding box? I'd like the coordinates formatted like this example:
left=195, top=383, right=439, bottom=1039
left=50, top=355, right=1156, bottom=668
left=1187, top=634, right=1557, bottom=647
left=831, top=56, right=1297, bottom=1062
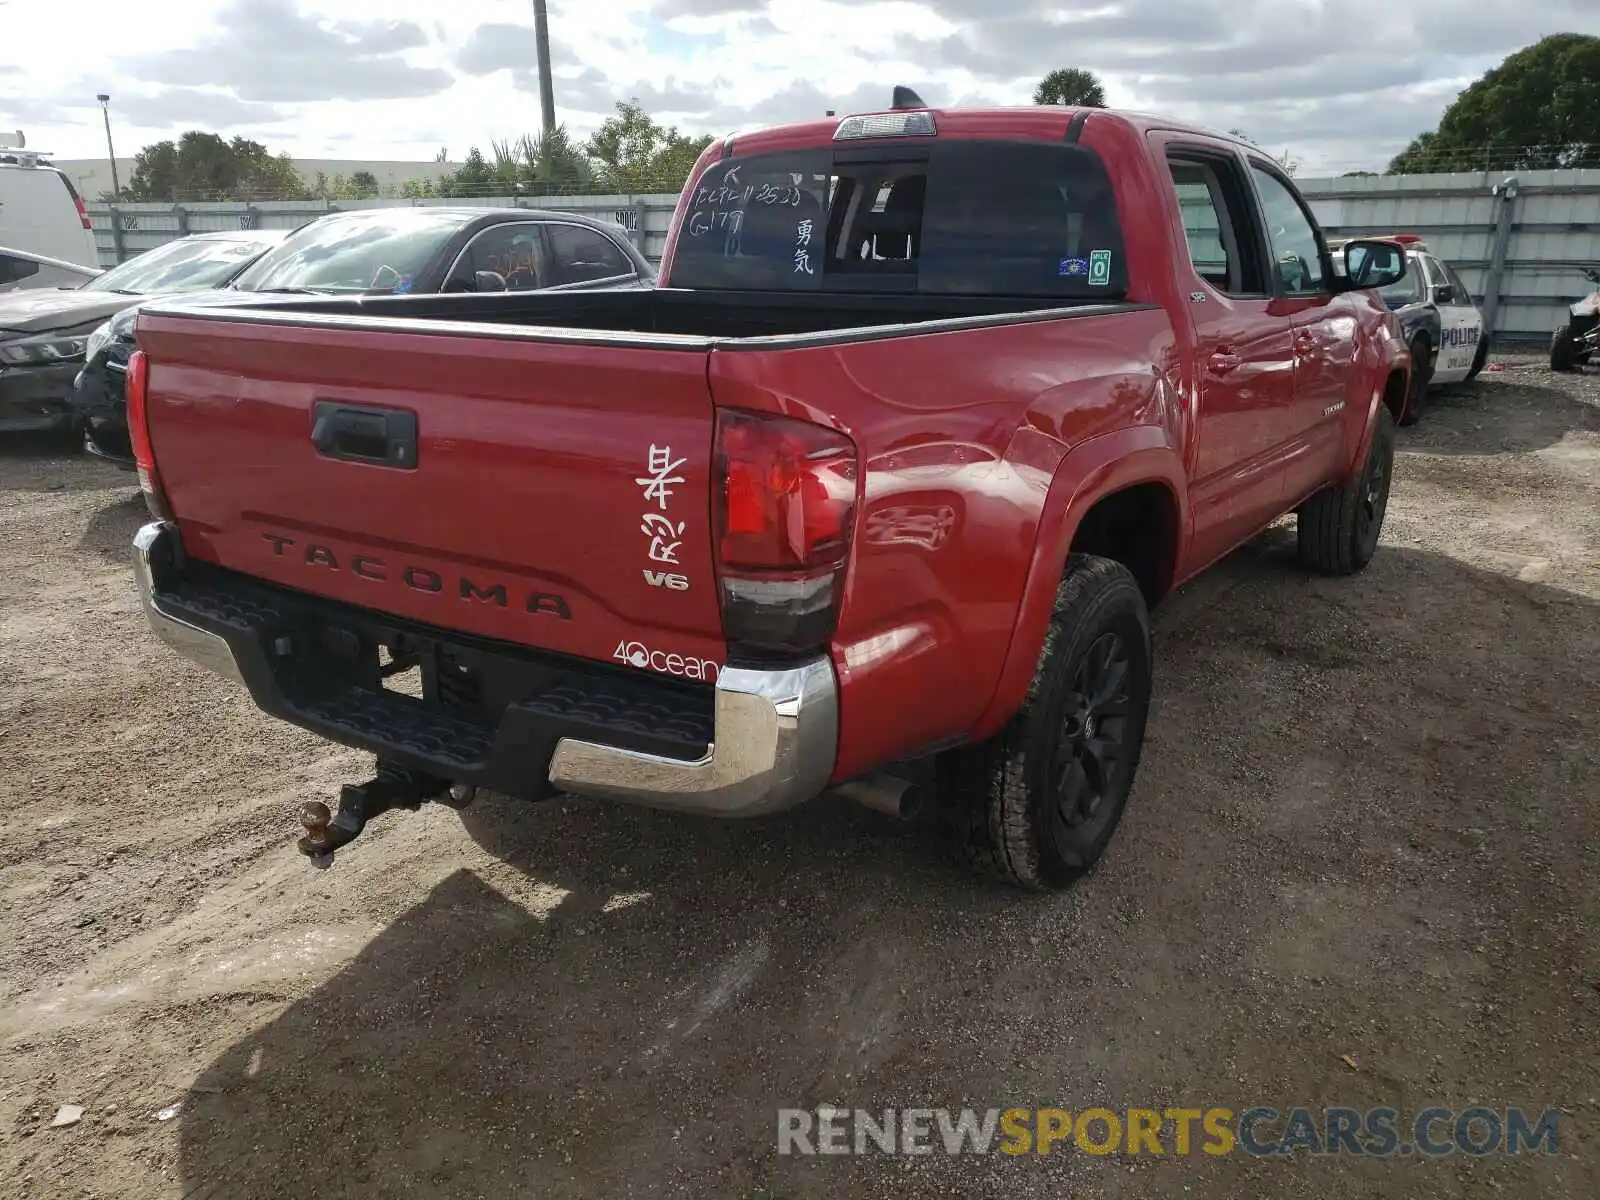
left=937, top=554, right=1152, bottom=891
left=1550, top=325, right=1580, bottom=373
left=1398, top=336, right=1432, bottom=426
left=1297, top=404, right=1394, bottom=575
left=1464, top=335, right=1489, bottom=383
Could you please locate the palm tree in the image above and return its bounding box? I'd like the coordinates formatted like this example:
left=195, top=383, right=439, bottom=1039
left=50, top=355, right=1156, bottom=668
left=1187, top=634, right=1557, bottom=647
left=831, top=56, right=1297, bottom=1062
left=1033, top=68, right=1107, bottom=108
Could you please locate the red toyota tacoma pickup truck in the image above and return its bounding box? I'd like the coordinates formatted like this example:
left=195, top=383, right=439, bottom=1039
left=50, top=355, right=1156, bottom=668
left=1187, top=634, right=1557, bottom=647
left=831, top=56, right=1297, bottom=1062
left=127, top=95, right=1412, bottom=889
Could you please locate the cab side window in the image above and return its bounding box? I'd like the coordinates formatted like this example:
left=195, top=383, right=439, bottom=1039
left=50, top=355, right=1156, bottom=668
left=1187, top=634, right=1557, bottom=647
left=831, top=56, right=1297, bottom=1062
left=1249, top=165, right=1325, bottom=296
left=1167, top=154, right=1269, bottom=296
left=453, top=224, right=550, bottom=291
left=545, top=224, right=630, bottom=285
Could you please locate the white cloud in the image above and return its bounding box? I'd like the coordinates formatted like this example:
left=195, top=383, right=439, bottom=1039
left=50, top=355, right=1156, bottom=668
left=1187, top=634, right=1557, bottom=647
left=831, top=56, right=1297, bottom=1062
left=2, top=0, right=1597, bottom=174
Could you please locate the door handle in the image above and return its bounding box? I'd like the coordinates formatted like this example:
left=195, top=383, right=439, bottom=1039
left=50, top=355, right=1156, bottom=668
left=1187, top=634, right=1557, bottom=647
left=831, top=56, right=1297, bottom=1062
left=1206, top=350, right=1243, bottom=375
left=311, top=401, right=419, bottom=469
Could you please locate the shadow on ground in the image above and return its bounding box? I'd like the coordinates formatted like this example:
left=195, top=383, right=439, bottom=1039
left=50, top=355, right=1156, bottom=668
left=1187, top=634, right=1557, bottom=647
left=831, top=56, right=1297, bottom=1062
left=75, top=491, right=150, bottom=562
left=1403, top=373, right=1599, bottom=456
left=174, top=539, right=1599, bottom=1200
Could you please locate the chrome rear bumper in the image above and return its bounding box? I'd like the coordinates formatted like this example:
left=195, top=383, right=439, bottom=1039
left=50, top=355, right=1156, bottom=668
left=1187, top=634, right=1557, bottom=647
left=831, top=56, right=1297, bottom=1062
left=133, top=520, right=837, bottom=817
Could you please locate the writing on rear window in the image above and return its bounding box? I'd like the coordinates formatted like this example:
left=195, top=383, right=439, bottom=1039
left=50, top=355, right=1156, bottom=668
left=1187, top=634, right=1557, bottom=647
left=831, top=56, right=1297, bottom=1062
left=671, top=140, right=1128, bottom=299
left=795, top=217, right=815, bottom=276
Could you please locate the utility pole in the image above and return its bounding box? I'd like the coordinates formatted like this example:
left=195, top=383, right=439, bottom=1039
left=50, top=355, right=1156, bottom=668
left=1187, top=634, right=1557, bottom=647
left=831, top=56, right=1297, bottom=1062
left=96, top=93, right=121, bottom=196
left=532, top=0, right=556, bottom=136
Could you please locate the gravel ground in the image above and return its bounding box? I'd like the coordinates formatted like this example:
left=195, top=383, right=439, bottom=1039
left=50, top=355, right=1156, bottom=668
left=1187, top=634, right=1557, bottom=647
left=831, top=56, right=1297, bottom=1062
left=0, top=356, right=1597, bottom=1199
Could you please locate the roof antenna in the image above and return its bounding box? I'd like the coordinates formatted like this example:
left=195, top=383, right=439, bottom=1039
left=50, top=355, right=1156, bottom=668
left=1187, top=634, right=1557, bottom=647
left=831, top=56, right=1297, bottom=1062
left=892, top=86, right=926, bottom=110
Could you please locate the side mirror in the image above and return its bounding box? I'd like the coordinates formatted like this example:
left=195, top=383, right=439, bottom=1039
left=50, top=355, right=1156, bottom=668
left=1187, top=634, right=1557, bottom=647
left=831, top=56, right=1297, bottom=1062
left=474, top=270, right=508, bottom=293
left=1341, top=239, right=1407, bottom=291
left=1432, top=284, right=1456, bottom=304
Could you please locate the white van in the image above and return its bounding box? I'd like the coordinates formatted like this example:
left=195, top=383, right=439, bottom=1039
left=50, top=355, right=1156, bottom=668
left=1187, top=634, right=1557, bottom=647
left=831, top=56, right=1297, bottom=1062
left=0, top=134, right=101, bottom=270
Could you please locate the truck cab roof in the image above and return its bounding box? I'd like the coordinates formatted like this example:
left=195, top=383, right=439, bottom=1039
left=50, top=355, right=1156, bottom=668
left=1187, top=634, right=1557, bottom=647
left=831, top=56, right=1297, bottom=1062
left=724, top=101, right=1254, bottom=158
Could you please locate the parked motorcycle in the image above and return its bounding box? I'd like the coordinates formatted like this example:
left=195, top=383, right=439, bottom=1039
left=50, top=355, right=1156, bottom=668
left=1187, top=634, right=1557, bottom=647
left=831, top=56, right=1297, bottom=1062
left=1549, top=267, right=1600, bottom=372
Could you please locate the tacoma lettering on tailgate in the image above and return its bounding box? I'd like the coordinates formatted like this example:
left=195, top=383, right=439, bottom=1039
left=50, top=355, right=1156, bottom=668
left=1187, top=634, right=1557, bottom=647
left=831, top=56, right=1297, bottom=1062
left=260, top=532, right=572, bottom=619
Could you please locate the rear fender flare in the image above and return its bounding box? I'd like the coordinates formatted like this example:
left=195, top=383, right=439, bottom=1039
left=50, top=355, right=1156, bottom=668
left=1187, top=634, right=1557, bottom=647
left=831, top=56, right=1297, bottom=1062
left=967, top=426, right=1187, bottom=743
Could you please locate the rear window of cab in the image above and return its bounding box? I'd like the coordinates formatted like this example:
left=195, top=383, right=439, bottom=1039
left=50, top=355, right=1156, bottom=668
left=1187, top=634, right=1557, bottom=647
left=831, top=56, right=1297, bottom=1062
left=669, top=140, right=1128, bottom=299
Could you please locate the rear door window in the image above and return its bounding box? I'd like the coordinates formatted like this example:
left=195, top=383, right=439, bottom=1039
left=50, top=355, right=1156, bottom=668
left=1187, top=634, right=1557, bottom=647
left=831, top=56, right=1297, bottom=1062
left=670, top=140, right=1128, bottom=298
left=545, top=223, right=632, bottom=284
left=1166, top=154, right=1269, bottom=296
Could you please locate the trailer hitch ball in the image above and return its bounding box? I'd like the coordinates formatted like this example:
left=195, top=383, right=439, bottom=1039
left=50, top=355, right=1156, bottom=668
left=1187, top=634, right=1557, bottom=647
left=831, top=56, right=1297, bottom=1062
left=298, top=800, right=337, bottom=869
left=293, top=766, right=451, bottom=870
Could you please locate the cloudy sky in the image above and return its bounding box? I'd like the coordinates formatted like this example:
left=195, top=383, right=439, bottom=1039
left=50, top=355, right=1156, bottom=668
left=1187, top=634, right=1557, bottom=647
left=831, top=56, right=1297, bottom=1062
left=4, top=0, right=1598, bottom=176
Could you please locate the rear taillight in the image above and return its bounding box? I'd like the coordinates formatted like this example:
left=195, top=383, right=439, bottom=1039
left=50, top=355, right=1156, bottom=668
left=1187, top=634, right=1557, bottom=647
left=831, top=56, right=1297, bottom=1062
left=713, top=409, right=858, bottom=655
left=125, top=350, right=173, bottom=520
left=73, top=194, right=91, bottom=230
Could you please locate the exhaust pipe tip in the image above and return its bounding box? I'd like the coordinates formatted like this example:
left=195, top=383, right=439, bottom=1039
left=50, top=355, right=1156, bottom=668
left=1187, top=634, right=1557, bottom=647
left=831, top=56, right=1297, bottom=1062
left=832, top=773, right=921, bottom=820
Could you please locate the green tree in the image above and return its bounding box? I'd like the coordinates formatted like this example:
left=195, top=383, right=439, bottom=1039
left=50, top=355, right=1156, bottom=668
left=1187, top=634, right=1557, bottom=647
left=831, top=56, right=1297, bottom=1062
left=584, top=101, right=714, bottom=192
left=1388, top=33, right=1600, bottom=173
left=485, top=129, right=595, bottom=195
left=348, top=170, right=380, bottom=199
left=439, top=146, right=496, bottom=196
left=120, top=132, right=308, bottom=201
left=525, top=126, right=594, bottom=189
left=1033, top=68, right=1107, bottom=108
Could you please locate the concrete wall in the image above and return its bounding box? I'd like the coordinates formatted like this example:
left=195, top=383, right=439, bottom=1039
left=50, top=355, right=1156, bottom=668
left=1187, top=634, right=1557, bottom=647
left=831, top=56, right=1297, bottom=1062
left=57, top=158, right=464, bottom=204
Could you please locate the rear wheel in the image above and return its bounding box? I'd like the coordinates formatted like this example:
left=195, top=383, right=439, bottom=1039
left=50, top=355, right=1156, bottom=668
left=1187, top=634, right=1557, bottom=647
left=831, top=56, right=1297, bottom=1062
left=937, top=555, right=1152, bottom=891
left=1398, top=336, right=1432, bottom=425
left=1297, top=404, right=1394, bottom=576
left=1551, top=325, right=1581, bottom=372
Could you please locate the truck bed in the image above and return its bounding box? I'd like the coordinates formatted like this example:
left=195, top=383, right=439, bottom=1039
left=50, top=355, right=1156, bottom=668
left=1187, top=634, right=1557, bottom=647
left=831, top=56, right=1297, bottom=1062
left=145, top=286, right=1134, bottom=345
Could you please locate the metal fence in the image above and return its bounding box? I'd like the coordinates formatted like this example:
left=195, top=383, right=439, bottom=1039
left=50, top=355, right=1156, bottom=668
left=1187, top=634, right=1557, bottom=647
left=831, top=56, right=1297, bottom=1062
left=89, top=167, right=1600, bottom=343
left=1301, top=169, right=1600, bottom=343
left=87, top=194, right=677, bottom=270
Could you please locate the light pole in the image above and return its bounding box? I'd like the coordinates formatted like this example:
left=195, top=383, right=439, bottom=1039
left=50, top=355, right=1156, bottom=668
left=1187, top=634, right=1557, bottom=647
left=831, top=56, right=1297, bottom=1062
left=96, top=93, right=120, bottom=197
left=531, top=0, right=556, bottom=136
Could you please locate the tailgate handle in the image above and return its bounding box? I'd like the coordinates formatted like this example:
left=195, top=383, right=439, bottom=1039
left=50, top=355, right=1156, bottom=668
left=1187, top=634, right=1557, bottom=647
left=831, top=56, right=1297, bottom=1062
left=310, top=402, right=418, bottom=470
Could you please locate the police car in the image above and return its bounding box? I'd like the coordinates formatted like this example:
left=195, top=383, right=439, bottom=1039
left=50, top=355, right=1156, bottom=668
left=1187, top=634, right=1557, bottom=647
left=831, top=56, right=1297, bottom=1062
left=1330, top=233, right=1487, bottom=425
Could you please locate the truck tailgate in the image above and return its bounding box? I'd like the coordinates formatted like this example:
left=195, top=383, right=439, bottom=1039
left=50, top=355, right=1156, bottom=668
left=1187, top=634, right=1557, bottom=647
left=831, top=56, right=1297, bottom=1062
left=135, top=312, right=726, bottom=677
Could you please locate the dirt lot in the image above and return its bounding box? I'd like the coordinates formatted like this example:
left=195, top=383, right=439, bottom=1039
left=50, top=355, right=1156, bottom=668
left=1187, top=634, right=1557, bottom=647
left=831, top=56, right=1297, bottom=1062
left=1, top=358, right=1597, bottom=1199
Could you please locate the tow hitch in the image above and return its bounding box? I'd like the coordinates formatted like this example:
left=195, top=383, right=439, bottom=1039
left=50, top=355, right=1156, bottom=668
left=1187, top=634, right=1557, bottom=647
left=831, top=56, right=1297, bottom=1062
left=297, top=762, right=476, bottom=869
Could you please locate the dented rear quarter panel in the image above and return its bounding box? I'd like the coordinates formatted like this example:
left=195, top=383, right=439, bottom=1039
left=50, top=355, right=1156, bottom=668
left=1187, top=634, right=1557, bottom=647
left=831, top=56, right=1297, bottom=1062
left=709, top=305, right=1180, bottom=781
